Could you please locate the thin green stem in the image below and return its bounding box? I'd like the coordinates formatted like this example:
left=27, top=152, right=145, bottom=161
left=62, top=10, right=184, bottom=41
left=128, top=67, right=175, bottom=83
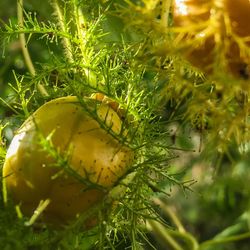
left=72, top=0, right=97, bottom=87
left=147, top=219, right=184, bottom=250
left=151, top=198, right=199, bottom=250
left=153, top=198, right=186, bottom=233
left=167, top=229, right=199, bottom=250
left=51, top=0, right=74, bottom=63
left=17, top=0, right=49, bottom=97
left=24, top=199, right=51, bottom=226
left=17, top=0, right=36, bottom=76
left=161, top=0, right=172, bottom=28
left=73, top=0, right=88, bottom=63
left=200, top=232, right=250, bottom=249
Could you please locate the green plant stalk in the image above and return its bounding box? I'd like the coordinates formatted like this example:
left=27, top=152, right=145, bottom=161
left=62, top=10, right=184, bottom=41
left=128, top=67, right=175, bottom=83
left=17, top=0, right=49, bottom=97
left=153, top=198, right=186, bottom=233
left=15, top=205, right=23, bottom=219
left=147, top=219, right=184, bottom=250
left=148, top=198, right=199, bottom=250
left=17, top=0, right=36, bottom=76
left=98, top=210, right=104, bottom=250
left=161, top=0, right=172, bottom=28
left=167, top=229, right=199, bottom=250
left=215, top=222, right=247, bottom=239
left=24, top=199, right=51, bottom=226
left=0, top=97, right=19, bottom=115
left=72, top=0, right=97, bottom=87
left=151, top=221, right=199, bottom=250
left=199, top=232, right=250, bottom=249
left=52, top=0, right=97, bottom=87
left=2, top=178, right=8, bottom=204
left=51, top=0, right=74, bottom=63
left=72, top=0, right=88, bottom=62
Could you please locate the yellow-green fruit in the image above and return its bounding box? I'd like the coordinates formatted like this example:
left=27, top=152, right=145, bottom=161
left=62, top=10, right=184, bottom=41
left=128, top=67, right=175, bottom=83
left=3, top=96, right=133, bottom=226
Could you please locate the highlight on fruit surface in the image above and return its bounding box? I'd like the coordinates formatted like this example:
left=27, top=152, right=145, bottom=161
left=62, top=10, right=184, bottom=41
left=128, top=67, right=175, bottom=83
left=173, top=0, right=250, bottom=78
left=2, top=95, right=134, bottom=227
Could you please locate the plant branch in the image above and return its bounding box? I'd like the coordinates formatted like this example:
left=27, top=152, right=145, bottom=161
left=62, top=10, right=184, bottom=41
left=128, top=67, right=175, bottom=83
left=151, top=198, right=199, bottom=250
left=161, top=0, right=172, bottom=28
left=17, top=0, right=49, bottom=97
left=17, top=0, right=36, bottom=76
left=200, top=232, right=250, bottom=249
left=146, top=219, right=184, bottom=250
left=153, top=198, right=186, bottom=233
left=51, top=0, right=74, bottom=63
left=24, top=199, right=51, bottom=226
left=72, top=0, right=98, bottom=87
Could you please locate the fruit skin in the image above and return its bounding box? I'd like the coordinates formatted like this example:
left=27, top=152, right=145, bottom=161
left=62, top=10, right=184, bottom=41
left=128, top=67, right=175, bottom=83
left=173, top=0, right=250, bottom=78
left=2, top=96, right=133, bottom=226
